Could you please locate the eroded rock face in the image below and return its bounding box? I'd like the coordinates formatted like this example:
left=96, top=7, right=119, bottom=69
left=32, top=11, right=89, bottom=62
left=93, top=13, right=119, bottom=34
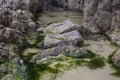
left=0, top=25, right=22, bottom=43
left=0, top=0, right=43, bottom=43
left=45, top=20, right=80, bottom=34
left=83, top=0, right=112, bottom=33
left=112, top=49, right=120, bottom=67
left=44, top=30, right=84, bottom=48
left=0, top=43, right=19, bottom=63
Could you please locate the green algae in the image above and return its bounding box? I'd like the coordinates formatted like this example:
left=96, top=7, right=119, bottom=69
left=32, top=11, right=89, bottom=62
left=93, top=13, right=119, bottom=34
left=107, top=50, right=120, bottom=77
left=0, top=61, right=27, bottom=80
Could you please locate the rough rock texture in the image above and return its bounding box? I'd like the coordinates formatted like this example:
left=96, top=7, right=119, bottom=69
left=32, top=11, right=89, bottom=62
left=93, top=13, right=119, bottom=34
left=44, top=30, right=84, bottom=48
left=55, top=0, right=85, bottom=11
left=83, top=0, right=112, bottom=33
left=0, top=25, right=22, bottom=43
left=112, top=49, right=120, bottom=67
left=0, top=43, right=19, bottom=63
left=30, top=46, right=78, bottom=62
left=110, top=0, right=120, bottom=46
left=45, top=20, right=80, bottom=34
left=29, top=0, right=43, bottom=13
left=0, top=0, right=42, bottom=43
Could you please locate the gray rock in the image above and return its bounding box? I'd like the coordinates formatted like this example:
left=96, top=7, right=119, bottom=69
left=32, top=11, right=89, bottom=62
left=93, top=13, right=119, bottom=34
left=83, top=0, right=113, bottom=33
left=111, top=31, right=120, bottom=46
left=112, top=49, right=120, bottom=67
left=30, top=46, right=78, bottom=62
left=44, top=30, right=84, bottom=48
left=0, top=26, right=22, bottom=43
left=0, top=0, right=43, bottom=43
left=0, top=43, right=19, bottom=63
left=45, top=20, right=80, bottom=34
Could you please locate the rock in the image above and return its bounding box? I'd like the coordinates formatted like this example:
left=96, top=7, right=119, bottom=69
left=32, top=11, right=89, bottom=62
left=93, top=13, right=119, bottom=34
left=111, top=31, right=120, bottom=46
left=0, top=43, right=19, bottom=63
left=45, top=20, right=80, bottom=34
left=29, top=0, right=43, bottom=13
left=30, top=46, right=78, bottom=62
left=112, top=49, right=120, bottom=67
left=0, top=0, right=43, bottom=43
left=0, top=26, right=22, bottom=43
left=83, top=0, right=100, bottom=33
left=111, top=10, right=120, bottom=31
left=83, top=0, right=113, bottom=33
left=44, top=30, right=84, bottom=48
left=55, top=0, right=85, bottom=11
left=112, top=0, right=120, bottom=11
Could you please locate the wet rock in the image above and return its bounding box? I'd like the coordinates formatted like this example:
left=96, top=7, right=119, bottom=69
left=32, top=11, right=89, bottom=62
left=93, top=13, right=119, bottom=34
left=0, top=0, right=43, bottom=43
left=45, top=20, right=80, bottom=34
left=112, top=49, right=120, bottom=67
left=0, top=43, right=19, bottom=63
left=44, top=30, right=84, bottom=48
left=30, top=46, right=78, bottom=62
left=111, top=10, right=120, bottom=31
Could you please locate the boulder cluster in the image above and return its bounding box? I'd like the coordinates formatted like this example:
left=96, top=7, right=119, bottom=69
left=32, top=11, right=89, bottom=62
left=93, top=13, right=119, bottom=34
left=0, top=0, right=42, bottom=43
left=31, top=20, right=84, bottom=62
left=0, top=0, right=120, bottom=71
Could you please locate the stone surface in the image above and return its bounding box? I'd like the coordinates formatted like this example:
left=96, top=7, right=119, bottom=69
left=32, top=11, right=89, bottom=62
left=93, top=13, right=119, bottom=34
left=0, top=43, right=19, bottom=63
left=55, top=0, right=85, bottom=11
left=44, top=30, right=84, bottom=48
left=112, top=49, right=120, bottom=67
left=83, top=0, right=120, bottom=33
left=111, top=31, right=120, bottom=46
left=0, top=25, right=22, bottom=43
left=30, top=46, right=78, bottom=62
left=0, top=0, right=43, bottom=43
left=45, top=20, right=80, bottom=34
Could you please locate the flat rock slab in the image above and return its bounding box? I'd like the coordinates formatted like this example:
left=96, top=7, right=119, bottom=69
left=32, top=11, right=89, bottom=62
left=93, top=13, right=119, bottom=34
left=112, top=49, right=120, bottom=67
left=45, top=20, right=80, bottom=34
left=44, top=30, right=84, bottom=48
left=30, top=46, right=78, bottom=62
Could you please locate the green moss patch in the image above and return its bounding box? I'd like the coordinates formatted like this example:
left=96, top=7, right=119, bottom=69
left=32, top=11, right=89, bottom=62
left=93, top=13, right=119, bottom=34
left=107, top=50, right=120, bottom=77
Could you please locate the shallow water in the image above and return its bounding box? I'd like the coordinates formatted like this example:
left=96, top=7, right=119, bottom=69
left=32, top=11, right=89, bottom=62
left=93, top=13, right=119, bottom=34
left=31, top=9, right=120, bottom=80
left=37, top=8, right=83, bottom=27
left=56, top=64, right=120, bottom=80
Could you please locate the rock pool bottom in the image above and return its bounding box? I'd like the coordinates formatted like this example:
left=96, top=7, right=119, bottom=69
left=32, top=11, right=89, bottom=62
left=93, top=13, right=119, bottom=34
left=22, top=35, right=119, bottom=80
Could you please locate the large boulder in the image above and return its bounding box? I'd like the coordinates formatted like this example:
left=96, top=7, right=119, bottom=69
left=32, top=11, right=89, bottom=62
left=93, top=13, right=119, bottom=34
left=44, top=30, right=84, bottom=48
left=83, top=0, right=113, bottom=33
left=45, top=20, right=80, bottom=34
left=112, top=49, right=120, bottom=67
